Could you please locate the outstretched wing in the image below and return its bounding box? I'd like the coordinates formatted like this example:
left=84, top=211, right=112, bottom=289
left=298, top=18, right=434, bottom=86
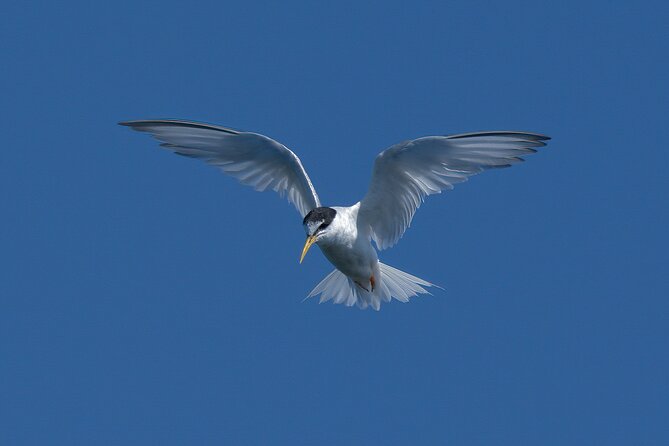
left=359, top=131, right=550, bottom=250
left=120, top=119, right=321, bottom=217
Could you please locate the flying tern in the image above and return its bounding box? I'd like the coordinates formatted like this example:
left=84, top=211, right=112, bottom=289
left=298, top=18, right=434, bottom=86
left=120, top=119, right=550, bottom=310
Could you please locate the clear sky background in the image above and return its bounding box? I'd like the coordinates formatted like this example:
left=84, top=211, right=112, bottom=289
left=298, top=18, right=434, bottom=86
left=1, top=1, right=667, bottom=444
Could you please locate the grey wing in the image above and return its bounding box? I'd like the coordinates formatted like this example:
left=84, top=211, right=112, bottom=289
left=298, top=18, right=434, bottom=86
left=120, top=119, right=321, bottom=217
left=359, top=131, right=550, bottom=250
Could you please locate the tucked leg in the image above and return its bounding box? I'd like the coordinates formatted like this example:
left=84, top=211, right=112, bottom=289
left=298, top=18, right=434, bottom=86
left=354, top=281, right=369, bottom=292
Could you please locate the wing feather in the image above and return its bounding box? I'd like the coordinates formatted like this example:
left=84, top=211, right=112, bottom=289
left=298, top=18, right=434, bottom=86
left=120, top=119, right=321, bottom=217
left=359, top=131, right=550, bottom=249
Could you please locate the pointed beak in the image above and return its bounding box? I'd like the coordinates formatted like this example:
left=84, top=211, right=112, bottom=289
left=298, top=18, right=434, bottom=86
left=299, top=235, right=317, bottom=264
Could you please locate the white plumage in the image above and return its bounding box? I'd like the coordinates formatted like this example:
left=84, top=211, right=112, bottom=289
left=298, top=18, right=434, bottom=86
left=121, top=120, right=320, bottom=217
left=360, top=133, right=547, bottom=250
left=121, top=119, right=550, bottom=310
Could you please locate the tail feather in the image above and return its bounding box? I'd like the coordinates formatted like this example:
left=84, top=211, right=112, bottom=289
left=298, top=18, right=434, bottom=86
left=307, top=269, right=358, bottom=307
left=306, top=262, right=438, bottom=310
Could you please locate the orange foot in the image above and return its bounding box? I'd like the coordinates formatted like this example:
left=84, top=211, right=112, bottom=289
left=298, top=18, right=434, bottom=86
left=370, top=275, right=376, bottom=292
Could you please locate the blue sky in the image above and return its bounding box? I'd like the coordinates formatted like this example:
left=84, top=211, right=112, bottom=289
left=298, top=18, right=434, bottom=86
left=1, top=1, right=668, bottom=444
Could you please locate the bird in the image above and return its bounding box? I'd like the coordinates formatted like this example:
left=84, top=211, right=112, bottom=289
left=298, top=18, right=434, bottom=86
left=120, top=119, right=550, bottom=310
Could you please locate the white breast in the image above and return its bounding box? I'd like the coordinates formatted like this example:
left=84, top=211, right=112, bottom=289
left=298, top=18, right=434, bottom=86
left=316, top=203, right=378, bottom=285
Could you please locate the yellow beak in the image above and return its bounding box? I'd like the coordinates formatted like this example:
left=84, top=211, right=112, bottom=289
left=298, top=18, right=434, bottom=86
left=299, top=235, right=317, bottom=264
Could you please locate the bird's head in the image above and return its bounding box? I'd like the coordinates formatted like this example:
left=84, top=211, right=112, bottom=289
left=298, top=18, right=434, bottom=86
left=300, top=207, right=337, bottom=263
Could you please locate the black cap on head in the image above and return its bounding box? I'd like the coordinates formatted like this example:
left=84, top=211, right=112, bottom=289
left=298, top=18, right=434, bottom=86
left=303, top=207, right=336, bottom=225
left=303, top=207, right=336, bottom=235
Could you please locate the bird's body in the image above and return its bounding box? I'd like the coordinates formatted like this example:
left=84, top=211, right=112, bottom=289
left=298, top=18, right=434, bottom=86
left=121, top=119, right=550, bottom=310
left=315, top=204, right=378, bottom=291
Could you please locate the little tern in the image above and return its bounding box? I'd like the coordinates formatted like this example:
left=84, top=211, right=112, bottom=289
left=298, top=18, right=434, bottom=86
left=120, top=119, right=550, bottom=310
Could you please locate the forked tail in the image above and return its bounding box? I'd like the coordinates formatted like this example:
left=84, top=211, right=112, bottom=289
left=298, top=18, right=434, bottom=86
left=306, top=262, right=439, bottom=310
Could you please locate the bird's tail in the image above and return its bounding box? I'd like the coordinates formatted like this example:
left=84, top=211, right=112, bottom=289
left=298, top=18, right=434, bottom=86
left=306, top=262, right=439, bottom=310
